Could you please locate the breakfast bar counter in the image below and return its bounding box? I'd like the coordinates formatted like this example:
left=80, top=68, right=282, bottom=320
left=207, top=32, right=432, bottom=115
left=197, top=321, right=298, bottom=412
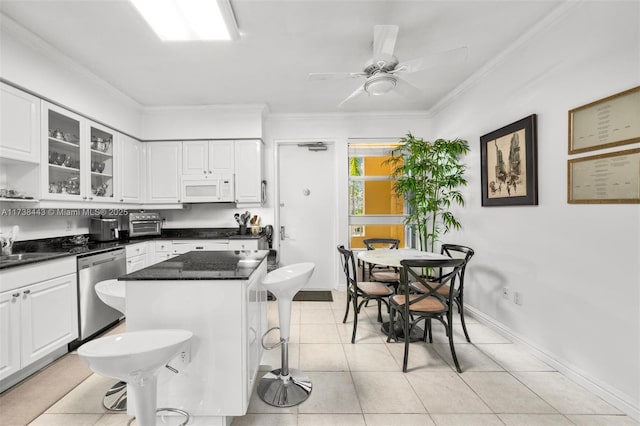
left=119, top=250, right=269, bottom=425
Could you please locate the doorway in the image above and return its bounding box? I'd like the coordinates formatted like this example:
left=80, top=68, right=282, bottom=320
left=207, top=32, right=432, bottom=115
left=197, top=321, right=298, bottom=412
left=276, top=141, right=337, bottom=290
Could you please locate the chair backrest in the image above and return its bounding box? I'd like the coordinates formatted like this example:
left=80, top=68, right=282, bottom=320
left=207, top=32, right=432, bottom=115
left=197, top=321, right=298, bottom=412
left=400, top=258, right=465, bottom=311
left=337, top=245, right=358, bottom=291
left=441, top=244, right=475, bottom=290
left=363, top=238, right=400, bottom=250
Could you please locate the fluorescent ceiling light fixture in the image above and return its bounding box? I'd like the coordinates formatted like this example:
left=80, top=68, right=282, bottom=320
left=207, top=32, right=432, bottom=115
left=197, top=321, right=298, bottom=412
left=130, top=0, right=239, bottom=41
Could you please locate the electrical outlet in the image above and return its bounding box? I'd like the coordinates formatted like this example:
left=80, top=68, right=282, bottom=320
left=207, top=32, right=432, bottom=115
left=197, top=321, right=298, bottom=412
left=514, top=291, right=523, bottom=306
left=65, top=221, right=72, bottom=232
left=502, top=287, right=510, bottom=300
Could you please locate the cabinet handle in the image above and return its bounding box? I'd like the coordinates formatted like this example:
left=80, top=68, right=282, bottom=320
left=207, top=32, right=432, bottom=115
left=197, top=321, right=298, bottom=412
left=89, top=197, right=93, bottom=200
left=128, top=260, right=132, bottom=263
left=23, top=290, right=31, bottom=295
left=12, top=293, right=20, bottom=298
left=83, top=196, right=87, bottom=200
left=209, top=170, right=212, bottom=174
left=120, top=199, right=124, bottom=202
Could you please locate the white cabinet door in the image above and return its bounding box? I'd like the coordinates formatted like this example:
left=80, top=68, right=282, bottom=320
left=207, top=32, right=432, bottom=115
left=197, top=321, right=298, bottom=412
left=210, top=140, right=234, bottom=174
left=147, top=142, right=182, bottom=203
left=87, top=121, right=116, bottom=203
left=118, top=134, right=143, bottom=203
left=126, top=255, right=147, bottom=274
left=0, top=83, right=41, bottom=163
left=0, top=290, right=21, bottom=381
left=20, top=273, right=78, bottom=368
left=41, top=102, right=86, bottom=201
left=228, top=239, right=259, bottom=251
left=182, top=141, right=209, bottom=175
left=234, top=140, right=263, bottom=204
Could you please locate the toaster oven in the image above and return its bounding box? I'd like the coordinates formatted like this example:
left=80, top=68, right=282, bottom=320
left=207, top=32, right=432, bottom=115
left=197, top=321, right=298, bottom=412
left=128, top=212, right=161, bottom=237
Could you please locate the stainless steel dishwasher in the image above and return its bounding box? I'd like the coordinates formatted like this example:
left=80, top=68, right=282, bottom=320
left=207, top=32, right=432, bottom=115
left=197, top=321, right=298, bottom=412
left=73, top=249, right=126, bottom=348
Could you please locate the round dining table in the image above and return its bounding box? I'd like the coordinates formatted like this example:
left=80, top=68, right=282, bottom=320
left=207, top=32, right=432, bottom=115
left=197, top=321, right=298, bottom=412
left=357, top=248, right=449, bottom=341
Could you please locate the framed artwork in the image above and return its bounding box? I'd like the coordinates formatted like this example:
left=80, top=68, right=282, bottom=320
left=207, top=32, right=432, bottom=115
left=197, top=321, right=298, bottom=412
left=481, top=114, right=538, bottom=207
left=568, top=86, right=640, bottom=154
left=568, top=148, right=640, bottom=204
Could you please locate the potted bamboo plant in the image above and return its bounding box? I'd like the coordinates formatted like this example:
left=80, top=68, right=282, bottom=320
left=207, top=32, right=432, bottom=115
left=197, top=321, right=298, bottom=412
left=386, top=133, right=470, bottom=253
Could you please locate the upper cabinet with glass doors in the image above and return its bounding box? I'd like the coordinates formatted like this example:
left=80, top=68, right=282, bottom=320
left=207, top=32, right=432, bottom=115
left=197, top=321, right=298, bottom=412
left=42, top=103, right=85, bottom=200
left=41, top=102, right=116, bottom=202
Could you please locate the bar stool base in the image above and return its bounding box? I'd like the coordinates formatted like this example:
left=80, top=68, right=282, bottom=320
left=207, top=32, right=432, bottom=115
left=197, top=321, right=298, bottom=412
left=126, top=408, right=190, bottom=426
left=257, top=368, right=312, bottom=407
left=103, top=381, right=127, bottom=411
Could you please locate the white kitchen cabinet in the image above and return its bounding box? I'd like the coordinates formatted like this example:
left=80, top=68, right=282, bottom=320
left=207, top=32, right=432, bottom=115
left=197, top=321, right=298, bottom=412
left=228, top=238, right=262, bottom=251
left=183, top=140, right=234, bottom=175
left=0, top=256, right=78, bottom=384
left=0, top=290, right=21, bottom=380
left=0, top=83, right=41, bottom=163
left=41, top=102, right=85, bottom=201
left=20, top=274, right=78, bottom=367
left=87, top=121, right=117, bottom=203
left=234, top=140, right=264, bottom=205
left=146, top=142, right=182, bottom=203
left=152, top=240, right=178, bottom=264
left=125, top=242, right=149, bottom=273
left=118, top=134, right=144, bottom=203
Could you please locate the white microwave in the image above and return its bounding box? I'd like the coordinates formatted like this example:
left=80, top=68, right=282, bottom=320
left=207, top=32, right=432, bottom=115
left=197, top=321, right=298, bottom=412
left=181, top=174, right=234, bottom=203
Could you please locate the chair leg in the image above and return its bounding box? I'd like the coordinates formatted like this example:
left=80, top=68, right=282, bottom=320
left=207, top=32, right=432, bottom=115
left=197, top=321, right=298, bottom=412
left=351, top=296, right=358, bottom=344
left=386, top=306, right=395, bottom=343
left=377, top=299, right=383, bottom=322
left=342, top=292, right=351, bottom=323
left=402, top=312, right=410, bottom=372
left=446, top=314, right=462, bottom=373
left=457, top=296, right=471, bottom=343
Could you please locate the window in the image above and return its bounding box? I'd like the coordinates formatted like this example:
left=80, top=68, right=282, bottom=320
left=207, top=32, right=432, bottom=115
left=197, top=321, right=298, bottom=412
left=348, top=142, right=405, bottom=249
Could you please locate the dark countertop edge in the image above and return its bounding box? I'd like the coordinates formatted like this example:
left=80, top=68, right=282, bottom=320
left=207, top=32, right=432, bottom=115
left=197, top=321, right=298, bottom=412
left=1, top=229, right=268, bottom=270
left=120, top=251, right=268, bottom=281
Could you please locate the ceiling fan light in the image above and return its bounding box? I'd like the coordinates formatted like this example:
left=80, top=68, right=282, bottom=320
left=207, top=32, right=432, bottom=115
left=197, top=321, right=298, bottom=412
left=364, top=74, right=397, bottom=96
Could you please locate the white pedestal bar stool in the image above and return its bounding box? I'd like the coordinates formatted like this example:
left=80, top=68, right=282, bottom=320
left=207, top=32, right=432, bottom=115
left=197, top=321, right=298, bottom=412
left=78, top=329, right=192, bottom=426
left=95, top=279, right=127, bottom=411
left=258, top=263, right=315, bottom=407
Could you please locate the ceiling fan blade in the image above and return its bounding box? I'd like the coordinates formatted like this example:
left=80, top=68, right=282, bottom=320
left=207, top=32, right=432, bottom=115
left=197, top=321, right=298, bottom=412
left=372, top=25, right=399, bottom=60
left=394, top=46, right=468, bottom=74
left=338, top=85, right=366, bottom=108
left=394, top=76, right=422, bottom=99
left=308, top=72, right=366, bottom=81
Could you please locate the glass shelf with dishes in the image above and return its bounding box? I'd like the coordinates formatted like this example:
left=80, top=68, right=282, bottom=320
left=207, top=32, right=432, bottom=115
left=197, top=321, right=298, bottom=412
left=89, top=125, right=115, bottom=201
left=44, top=106, right=84, bottom=199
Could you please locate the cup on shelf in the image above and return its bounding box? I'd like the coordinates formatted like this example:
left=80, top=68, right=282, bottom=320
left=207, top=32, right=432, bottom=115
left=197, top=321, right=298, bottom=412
left=49, top=151, right=58, bottom=164
left=55, top=153, right=67, bottom=166
left=91, top=161, right=98, bottom=172
left=64, top=156, right=74, bottom=167
left=97, top=162, right=105, bottom=173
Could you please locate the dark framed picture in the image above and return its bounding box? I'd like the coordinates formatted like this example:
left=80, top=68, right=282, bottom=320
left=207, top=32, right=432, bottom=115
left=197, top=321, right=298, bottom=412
left=480, top=114, right=538, bottom=206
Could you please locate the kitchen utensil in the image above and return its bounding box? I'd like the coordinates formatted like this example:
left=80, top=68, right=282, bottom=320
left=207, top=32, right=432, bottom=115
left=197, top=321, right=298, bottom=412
left=234, top=213, right=241, bottom=225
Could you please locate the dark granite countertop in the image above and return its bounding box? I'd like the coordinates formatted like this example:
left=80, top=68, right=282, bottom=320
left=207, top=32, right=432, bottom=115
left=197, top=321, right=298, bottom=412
left=120, top=250, right=269, bottom=280
left=0, top=228, right=268, bottom=270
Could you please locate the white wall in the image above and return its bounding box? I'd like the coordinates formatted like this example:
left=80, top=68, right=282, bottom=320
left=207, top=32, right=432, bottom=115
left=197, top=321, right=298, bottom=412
left=429, top=1, right=639, bottom=417
left=0, top=15, right=141, bottom=136
left=139, top=105, right=266, bottom=140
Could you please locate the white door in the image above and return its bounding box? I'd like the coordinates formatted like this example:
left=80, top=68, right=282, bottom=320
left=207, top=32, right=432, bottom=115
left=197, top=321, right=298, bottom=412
left=277, top=143, right=336, bottom=290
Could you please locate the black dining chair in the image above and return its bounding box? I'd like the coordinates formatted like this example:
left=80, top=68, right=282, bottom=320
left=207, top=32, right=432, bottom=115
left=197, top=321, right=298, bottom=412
left=387, top=257, right=466, bottom=373
left=410, top=244, right=475, bottom=342
left=362, top=238, right=401, bottom=287
left=338, top=245, right=393, bottom=343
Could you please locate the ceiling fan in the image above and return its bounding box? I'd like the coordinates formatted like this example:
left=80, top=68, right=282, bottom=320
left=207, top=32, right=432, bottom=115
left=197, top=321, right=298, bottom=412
left=308, top=25, right=468, bottom=107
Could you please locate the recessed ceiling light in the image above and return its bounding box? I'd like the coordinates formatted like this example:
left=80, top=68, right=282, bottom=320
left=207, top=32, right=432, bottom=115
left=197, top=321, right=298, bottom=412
left=130, top=0, right=239, bottom=41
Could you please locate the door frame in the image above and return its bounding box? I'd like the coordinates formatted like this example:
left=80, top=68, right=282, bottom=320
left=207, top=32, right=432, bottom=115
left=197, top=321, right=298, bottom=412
left=274, top=139, right=340, bottom=290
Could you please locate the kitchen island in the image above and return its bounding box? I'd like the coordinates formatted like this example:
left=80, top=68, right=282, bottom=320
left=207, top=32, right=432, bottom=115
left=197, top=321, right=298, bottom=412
left=120, top=250, right=269, bottom=426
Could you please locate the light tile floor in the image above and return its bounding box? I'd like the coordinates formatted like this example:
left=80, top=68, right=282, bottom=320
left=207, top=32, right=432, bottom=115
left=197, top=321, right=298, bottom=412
left=24, top=291, right=639, bottom=426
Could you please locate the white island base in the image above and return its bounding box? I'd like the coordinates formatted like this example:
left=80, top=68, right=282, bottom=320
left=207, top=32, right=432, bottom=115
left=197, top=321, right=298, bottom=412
left=124, top=257, right=267, bottom=426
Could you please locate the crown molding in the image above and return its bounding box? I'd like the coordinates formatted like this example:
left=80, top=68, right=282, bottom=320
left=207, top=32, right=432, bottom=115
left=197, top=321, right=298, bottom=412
left=427, top=0, right=581, bottom=117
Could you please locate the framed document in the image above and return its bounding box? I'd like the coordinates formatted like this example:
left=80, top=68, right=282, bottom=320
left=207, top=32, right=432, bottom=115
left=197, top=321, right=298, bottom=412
left=568, top=148, right=640, bottom=204
left=568, top=86, right=640, bottom=154
left=481, top=114, right=538, bottom=206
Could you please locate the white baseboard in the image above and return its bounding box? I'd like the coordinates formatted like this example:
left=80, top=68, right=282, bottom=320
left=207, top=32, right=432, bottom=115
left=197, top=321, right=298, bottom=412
left=466, top=305, right=640, bottom=421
